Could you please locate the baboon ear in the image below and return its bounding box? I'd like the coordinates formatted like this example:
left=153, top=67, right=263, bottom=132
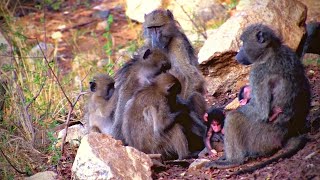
left=105, top=83, right=115, bottom=100
left=143, top=49, right=152, bottom=59
left=167, top=82, right=181, bottom=95
left=166, top=9, right=174, bottom=20
left=89, top=81, right=96, bottom=92
left=256, top=31, right=266, bottom=43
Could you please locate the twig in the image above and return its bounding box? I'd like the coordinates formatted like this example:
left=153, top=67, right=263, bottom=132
left=176, top=1, right=207, bottom=39
left=26, top=82, right=46, bottom=110
left=36, top=39, right=72, bottom=105
left=60, top=91, right=87, bottom=152
left=0, top=148, right=27, bottom=175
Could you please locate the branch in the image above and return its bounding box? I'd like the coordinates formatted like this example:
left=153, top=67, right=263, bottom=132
left=60, top=91, right=88, bottom=153
left=0, top=148, right=27, bottom=175
left=36, top=39, right=72, bottom=105
left=26, top=82, right=46, bottom=110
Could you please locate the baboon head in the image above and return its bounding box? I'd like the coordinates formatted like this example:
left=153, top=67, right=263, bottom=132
left=236, top=24, right=282, bottom=65
left=143, top=9, right=176, bottom=48
left=154, top=73, right=181, bottom=97
left=142, top=48, right=171, bottom=76
left=90, top=74, right=115, bottom=101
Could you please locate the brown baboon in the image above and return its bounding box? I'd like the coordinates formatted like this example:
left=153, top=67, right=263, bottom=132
left=205, top=24, right=311, bottom=173
left=87, top=73, right=116, bottom=134
left=112, top=48, right=171, bottom=142
left=143, top=9, right=206, bottom=99
left=122, top=73, right=189, bottom=159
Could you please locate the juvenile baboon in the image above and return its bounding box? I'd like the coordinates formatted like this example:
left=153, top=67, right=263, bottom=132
left=112, top=48, right=171, bottom=142
left=206, top=24, right=311, bottom=172
left=122, top=73, right=189, bottom=159
left=143, top=9, right=206, bottom=99
left=87, top=73, right=116, bottom=134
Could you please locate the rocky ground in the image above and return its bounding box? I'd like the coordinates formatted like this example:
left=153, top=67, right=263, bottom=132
left=2, top=0, right=320, bottom=179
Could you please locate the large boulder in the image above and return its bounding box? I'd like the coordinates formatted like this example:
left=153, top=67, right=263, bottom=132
left=125, top=0, right=162, bottom=22
left=125, top=0, right=229, bottom=36
left=168, top=0, right=228, bottom=35
left=198, top=0, right=307, bottom=95
left=72, top=133, right=153, bottom=180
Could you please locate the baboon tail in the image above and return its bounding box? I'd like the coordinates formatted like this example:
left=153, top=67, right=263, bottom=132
left=233, top=135, right=308, bottom=176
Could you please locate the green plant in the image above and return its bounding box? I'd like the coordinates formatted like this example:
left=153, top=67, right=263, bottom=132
left=47, top=131, right=61, bottom=165
left=103, top=15, right=114, bottom=61
left=35, top=0, right=64, bottom=11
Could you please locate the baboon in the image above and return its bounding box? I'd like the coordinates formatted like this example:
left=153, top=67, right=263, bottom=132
left=143, top=9, right=206, bottom=99
left=203, top=108, right=225, bottom=156
left=297, top=21, right=320, bottom=58
left=122, top=73, right=189, bottom=159
left=205, top=24, right=311, bottom=173
left=87, top=73, right=116, bottom=134
left=238, top=85, right=283, bottom=122
left=112, top=48, right=171, bottom=142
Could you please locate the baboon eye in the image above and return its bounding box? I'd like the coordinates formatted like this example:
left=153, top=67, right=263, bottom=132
left=90, top=82, right=96, bottom=92
left=256, top=31, right=266, bottom=43
left=143, top=49, right=152, bottom=59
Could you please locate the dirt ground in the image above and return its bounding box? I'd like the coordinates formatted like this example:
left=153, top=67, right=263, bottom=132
left=8, top=0, right=320, bottom=179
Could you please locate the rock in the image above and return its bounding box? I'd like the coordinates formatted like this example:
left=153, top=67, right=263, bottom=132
left=72, top=133, right=153, bottom=180
left=25, top=171, right=57, bottom=180
left=188, top=158, right=210, bottom=171
left=168, top=0, right=228, bottom=35
left=57, top=124, right=86, bottom=147
left=198, top=0, right=307, bottom=95
left=298, top=0, right=320, bottom=22
left=125, top=0, right=162, bottom=22
left=224, top=98, right=240, bottom=110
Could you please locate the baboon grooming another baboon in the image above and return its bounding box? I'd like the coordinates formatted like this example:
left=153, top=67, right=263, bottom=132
left=143, top=9, right=206, bottom=99
left=87, top=73, right=116, bottom=134
left=206, top=24, right=311, bottom=173
left=122, top=73, right=189, bottom=159
left=112, top=48, right=171, bottom=142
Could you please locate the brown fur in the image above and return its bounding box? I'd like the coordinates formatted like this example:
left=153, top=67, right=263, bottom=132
left=143, top=9, right=206, bottom=99
left=122, top=73, right=189, bottom=159
left=111, top=48, right=171, bottom=142
left=87, top=73, right=116, bottom=134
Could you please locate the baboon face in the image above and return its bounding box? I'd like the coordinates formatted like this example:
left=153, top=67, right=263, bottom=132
left=90, top=74, right=115, bottom=101
left=143, top=9, right=175, bottom=48
left=235, top=24, right=281, bottom=65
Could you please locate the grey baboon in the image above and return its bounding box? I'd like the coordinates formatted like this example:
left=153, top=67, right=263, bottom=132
left=143, top=9, right=206, bottom=99
left=206, top=24, right=311, bottom=174
left=87, top=73, right=116, bottom=134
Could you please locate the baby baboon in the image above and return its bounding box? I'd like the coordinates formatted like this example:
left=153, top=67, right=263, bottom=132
left=203, top=108, right=225, bottom=157
left=122, top=73, right=189, bottom=159
left=87, top=73, right=116, bottom=134
left=143, top=9, right=206, bottom=99
left=112, top=48, right=171, bottom=142
left=238, top=85, right=283, bottom=122
left=206, top=24, right=311, bottom=172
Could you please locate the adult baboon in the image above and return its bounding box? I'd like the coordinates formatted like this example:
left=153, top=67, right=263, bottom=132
left=86, top=73, right=116, bottom=134
left=112, top=48, right=171, bottom=142
left=122, top=73, right=189, bottom=159
left=206, top=24, right=311, bottom=173
left=143, top=9, right=206, bottom=99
